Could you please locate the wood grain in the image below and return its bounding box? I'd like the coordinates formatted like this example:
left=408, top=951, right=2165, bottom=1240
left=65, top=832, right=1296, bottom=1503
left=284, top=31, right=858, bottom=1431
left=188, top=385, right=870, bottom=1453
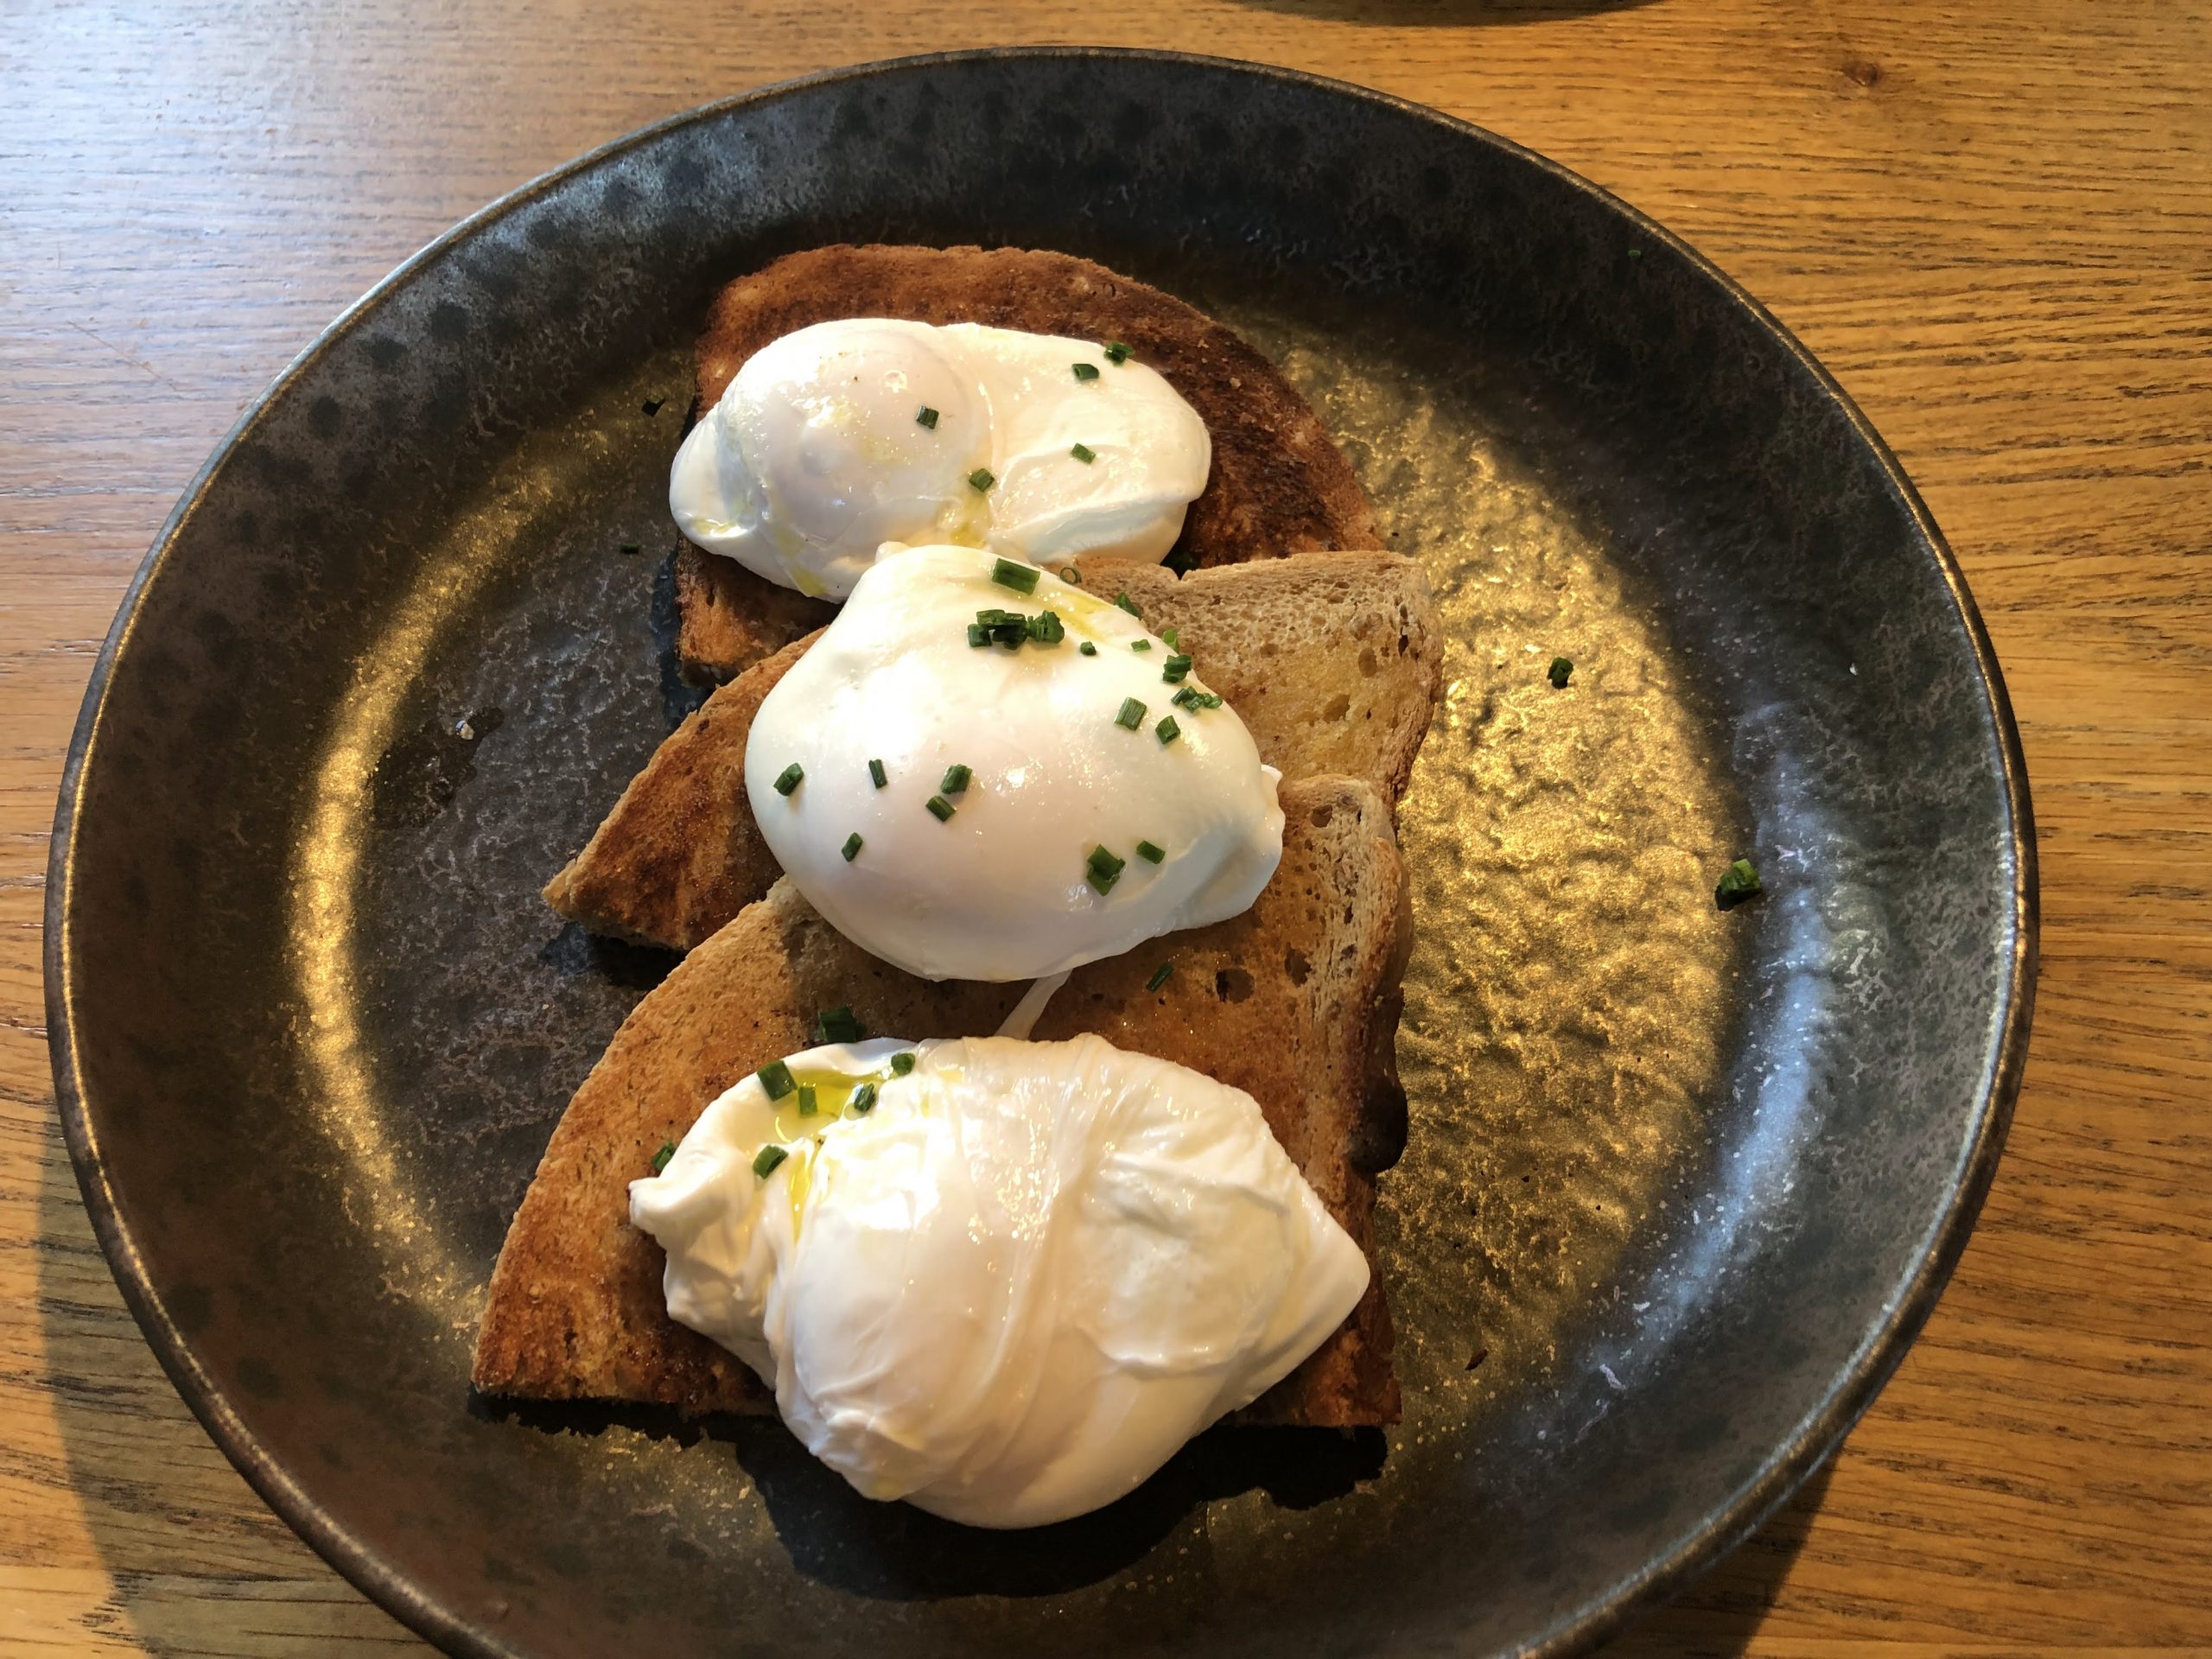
left=3, top=0, right=2207, bottom=1652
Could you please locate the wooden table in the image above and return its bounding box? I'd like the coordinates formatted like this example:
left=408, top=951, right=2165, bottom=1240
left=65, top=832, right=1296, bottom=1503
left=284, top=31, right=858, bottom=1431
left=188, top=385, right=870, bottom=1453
left=3, top=2, right=2206, bottom=1652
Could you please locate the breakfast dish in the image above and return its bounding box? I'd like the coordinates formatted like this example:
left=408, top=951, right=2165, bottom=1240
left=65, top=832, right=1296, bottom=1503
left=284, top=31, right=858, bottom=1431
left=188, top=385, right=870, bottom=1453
left=473, top=242, right=1440, bottom=1524
left=54, top=52, right=2036, bottom=1649
left=667, top=244, right=1386, bottom=682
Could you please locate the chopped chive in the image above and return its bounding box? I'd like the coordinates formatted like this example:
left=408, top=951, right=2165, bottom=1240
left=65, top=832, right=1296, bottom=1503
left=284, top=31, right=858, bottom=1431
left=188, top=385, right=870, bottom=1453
left=868, top=758, right=887, bottom=789
left=849, top=1082, right=878, bottom=1115
left=940, top=763, right=972, bottom=794
left=1155, top=715, right=1181, bottom=745
left=619, top=540, right=641, bottom=555
left=1071, top=442, right=1096, bottom=464
left=756, top=1059, right=797, bottom=1100
left=816, top=1004, right=865, bottom=1044
left=925, top=794, right=956, bottom=822
left=1115, top=591, right=1141, bottom=618
left=1086, top=844, right=1127, bottom=893
left=1627, top=247, right=1643, bottom=260
left=1060, top=566, right=1083, bottom=584
left=842, top=831, right=863, bottom=862
left=1103, top=340, right=1132, bottom=365
left=650, top=1140, right=677, bottom=1174
left=797, top=1084, right=820, bottom=1117
left=916, top=405, right=940, bottom=429
left=1197, top=690, right=1224, bottom=708
left=1161, top=654, right=1193, bottom=683
left=752, top=1144, right=789, bottom=1179
left=1135, top=839, right=1166, bottom=864
left=969, top=467, right=995, bottom=493
left=1548, top=656, right=1573, bottom=689
left=1115, top=696, right=1147, bottom=731
left=1071, top=361, right=1101, bottom=382
left=1715, top=858, right=1764, bottom=909
left=772, top=762, right=804, bottom=796
left=1028, top=610, right=1065, bottom=645
left=1146, top=961, right=1173, bottom=992
left=1079, top=640, right=1098, bottom=656
left=1161, top=627, right=1179, bottom=649
left=974, top=605, right=1032, bottom=650
left=1172, top=685, right=1200, bottom=709
left=890, top=1051, right=916, bottom=1076
left=1131, top=639, right=1152, bottom=652
left=992, top=556, right=1039, bottom=593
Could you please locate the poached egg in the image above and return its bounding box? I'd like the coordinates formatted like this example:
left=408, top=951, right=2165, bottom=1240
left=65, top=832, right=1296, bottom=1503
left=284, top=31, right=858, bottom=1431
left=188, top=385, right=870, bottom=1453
left=628, top=1033, right=1370, bottom=1529
left=744, top=544, right=1285, bottom=982
left=668, top=319, right=1211, bottom=599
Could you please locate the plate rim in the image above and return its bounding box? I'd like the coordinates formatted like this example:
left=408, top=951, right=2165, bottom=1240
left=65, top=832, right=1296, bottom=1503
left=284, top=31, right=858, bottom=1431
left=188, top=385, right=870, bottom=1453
left=43, top=45, right=2039, bottom=1659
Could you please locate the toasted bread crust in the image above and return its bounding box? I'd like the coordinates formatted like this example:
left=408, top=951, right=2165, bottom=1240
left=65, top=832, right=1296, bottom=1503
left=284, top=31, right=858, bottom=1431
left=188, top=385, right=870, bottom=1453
left=543, top=629, right=822, bottom=949
left=475, top=775, right=1407, bottom=1427
left=550, top=550, right=1441, bottom=953
left=674, top=243, right=1384, bottom=682
left=671, top=557, right=836, bottom=689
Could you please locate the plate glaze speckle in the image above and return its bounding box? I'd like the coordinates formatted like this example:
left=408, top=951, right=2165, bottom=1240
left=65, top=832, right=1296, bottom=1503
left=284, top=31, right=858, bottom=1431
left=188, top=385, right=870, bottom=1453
left=48, top=49, right=2035, bottom=1659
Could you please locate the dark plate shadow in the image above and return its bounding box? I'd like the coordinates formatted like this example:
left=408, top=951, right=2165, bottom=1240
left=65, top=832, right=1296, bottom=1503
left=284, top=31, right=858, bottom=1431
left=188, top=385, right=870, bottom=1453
left=474, top=1393, right=1384, bottom=1601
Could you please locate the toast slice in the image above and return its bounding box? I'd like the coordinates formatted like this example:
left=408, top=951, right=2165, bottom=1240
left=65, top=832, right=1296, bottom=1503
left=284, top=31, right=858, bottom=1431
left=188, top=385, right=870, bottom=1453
left=543, top=628, right=813, bottom=952
left=671, top=243, right=1386, bottom=683
left=547, top=549, right=1441, bottom=952
left=476, top=775, right=1410, bottom=1427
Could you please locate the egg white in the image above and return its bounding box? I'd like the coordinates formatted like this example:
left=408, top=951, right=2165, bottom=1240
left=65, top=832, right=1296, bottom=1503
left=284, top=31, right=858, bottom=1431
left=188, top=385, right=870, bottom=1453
left=744, top=544, right=1284, bottom=982
left=670, top=319, right=1211, bottom=598
left=629, top=1033, right=1370, bottom=1529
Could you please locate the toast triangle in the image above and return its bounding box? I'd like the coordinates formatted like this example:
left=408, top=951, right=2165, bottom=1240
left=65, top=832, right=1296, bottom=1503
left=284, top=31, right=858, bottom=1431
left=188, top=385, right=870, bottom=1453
left=477, top=774, right=1410, bottom=1427
left=549, top=550, right=1440, bottom=953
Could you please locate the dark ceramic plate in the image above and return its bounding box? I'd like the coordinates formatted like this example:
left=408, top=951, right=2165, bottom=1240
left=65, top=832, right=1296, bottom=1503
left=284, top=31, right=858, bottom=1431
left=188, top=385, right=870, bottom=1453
left=48, top=48, right=2034, bottom=1659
